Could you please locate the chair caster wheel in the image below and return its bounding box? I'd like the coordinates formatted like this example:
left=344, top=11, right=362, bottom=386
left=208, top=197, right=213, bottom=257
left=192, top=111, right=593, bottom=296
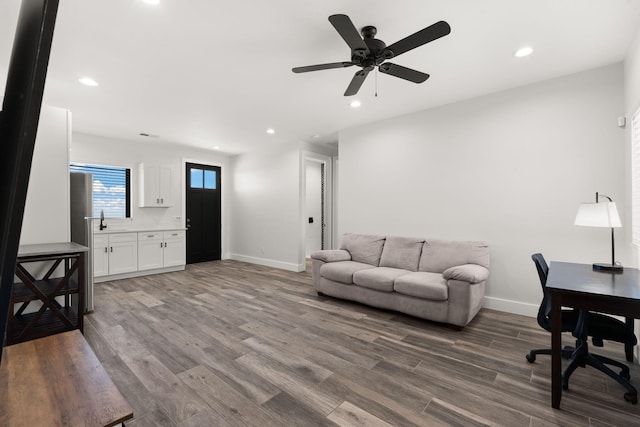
left=526, top=354, right=535, bottom=363
left=620, top=370, right=631, bottom=380
left=624, top=392, right=637, bottom=404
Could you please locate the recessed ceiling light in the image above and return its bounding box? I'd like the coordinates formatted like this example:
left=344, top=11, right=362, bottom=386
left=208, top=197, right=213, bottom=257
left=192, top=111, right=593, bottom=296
left=266, top=128, right=275, bottom=134
left=213, top=146, right=220, bottom=150
left=78, top=77, right=98, bottom=87
left=350, top=100, right=361, bottom=108
left=312, top=134, right=320, bottom=139
left=142, top=0, right=160, bottom=5
left=514, top=46, right=533, bottom=58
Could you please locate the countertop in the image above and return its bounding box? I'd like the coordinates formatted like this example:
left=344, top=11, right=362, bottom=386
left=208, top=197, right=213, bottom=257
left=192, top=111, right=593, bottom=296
left=94, top=227, right=186, bottom=234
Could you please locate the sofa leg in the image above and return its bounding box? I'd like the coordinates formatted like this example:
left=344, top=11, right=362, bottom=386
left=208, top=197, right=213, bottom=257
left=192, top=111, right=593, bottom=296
left=447, top=324, right=464, bottom=331
left=317, top=291, right=326, bottom=297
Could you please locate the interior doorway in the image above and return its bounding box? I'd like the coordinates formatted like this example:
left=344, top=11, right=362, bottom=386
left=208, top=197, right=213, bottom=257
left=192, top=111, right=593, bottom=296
left=301, top=152, right=334, bottom=270
left=305, top=161, right=324, bottom=256
left=185, top=162, right=221, bottom=264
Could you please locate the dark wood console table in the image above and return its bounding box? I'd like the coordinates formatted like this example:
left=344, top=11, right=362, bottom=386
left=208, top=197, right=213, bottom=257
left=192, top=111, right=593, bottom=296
left=0, top=330, right=134, bottom=426
left=9, top=242, right=88, bottom=344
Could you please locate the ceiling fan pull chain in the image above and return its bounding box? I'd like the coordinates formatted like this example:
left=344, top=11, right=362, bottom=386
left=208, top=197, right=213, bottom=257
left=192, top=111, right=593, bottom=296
left=375, top=67, right=378, bottom=97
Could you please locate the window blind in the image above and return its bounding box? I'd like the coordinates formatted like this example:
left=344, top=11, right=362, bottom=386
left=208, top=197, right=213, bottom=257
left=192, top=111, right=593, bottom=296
left=70, top=163, right=131, bottom=218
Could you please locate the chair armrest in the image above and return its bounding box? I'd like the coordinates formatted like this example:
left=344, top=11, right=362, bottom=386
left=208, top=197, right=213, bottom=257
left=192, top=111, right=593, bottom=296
left=310, top=249, right=351, bottom=263
left=443, top=264, right=489, bottom=284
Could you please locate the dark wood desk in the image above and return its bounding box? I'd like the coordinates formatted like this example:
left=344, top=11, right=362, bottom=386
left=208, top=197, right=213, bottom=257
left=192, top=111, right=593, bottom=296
left=0, top=330, right=133, bottom=426
left=547, top=261, right=640, bottom=409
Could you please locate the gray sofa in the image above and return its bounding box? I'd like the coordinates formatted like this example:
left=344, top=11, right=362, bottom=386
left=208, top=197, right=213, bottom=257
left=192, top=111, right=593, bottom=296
left=310, top=233, right=490, bottom=328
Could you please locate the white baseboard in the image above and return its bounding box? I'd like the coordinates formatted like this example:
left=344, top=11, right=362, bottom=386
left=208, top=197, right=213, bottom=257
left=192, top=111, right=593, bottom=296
left=483, top=296, right=538, bottom=317
left=228, top=253, right=305, bottom=272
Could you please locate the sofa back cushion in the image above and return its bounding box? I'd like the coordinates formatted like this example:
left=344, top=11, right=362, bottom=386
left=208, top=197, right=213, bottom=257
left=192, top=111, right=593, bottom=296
left=340, top=233, right=386, bottom=266
left=379, top=236, right=425, bottom=272
left=418, top=239, right=489, bottom=273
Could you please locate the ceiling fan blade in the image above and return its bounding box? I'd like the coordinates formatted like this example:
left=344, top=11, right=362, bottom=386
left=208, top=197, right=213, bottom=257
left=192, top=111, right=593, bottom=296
left=329, top=14, right=370, bottom=58
left=384, top=20, right=451, bottom=59
left=344, top=69, right=370, bottom=96
left=292, top=62, right=354, bottom=73
left=378, top=63, right=429, bottom=83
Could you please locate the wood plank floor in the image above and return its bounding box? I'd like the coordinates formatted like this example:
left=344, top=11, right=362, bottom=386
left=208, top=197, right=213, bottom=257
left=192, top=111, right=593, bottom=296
left=83, top=260, right=640, bottom=426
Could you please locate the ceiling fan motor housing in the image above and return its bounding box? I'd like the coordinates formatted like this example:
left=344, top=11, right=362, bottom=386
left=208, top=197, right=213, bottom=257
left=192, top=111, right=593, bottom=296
left=352, top=25, right=390, bottom=65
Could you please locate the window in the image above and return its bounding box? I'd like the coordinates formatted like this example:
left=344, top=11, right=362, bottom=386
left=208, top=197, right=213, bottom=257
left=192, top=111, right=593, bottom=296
left=70, top=163, right=131, bottom=218
left=632, top=108, right=640, bottom=245
left=190, top=168, right=217, bottom=189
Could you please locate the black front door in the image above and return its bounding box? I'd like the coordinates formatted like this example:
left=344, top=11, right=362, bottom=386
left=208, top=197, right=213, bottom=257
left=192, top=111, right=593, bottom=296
left=186, top=162, right=221, bottom=264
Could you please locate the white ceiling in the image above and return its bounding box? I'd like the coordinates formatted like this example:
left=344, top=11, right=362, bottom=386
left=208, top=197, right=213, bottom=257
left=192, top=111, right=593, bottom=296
left=1, top=0, right=640, bottom=155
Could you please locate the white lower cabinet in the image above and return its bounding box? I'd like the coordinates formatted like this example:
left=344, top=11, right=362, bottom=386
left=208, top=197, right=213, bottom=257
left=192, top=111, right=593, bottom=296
left=162, top=230, right=186, bottom=267
left=93, top=234, right=109, bottom=277
left=138, top=232, right=164, bottom=271
left=138, top=230, right=186, bottom=271
left=93, top=233, right=138, bottom=277
left=94, top=229, right=184, bottom=280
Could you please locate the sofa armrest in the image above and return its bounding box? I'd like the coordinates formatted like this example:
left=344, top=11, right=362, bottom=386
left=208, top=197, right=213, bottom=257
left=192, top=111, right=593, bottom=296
left=310, top=249, right=352, bottom=263
left=443, top=264, right=489, bottom=284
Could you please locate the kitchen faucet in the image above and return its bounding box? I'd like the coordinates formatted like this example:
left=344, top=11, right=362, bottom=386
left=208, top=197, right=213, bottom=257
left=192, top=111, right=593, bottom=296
left=99, top=209, right=107, bottom=231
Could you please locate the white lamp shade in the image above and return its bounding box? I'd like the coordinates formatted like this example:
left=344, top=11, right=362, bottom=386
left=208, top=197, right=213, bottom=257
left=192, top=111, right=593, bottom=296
left=574, top=201, right=622, bottom=228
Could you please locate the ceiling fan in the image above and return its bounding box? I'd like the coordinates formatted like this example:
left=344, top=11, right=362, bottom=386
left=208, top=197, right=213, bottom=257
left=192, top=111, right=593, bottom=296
left=292, top=14, right=451, bottom=96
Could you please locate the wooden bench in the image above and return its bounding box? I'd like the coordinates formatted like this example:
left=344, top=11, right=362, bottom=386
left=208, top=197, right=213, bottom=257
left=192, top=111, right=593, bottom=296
left=0, top=330, right=133, bottom=426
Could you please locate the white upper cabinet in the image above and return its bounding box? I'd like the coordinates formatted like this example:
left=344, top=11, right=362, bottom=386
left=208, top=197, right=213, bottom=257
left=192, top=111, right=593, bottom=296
left=138, top=163, right=173, bottom=207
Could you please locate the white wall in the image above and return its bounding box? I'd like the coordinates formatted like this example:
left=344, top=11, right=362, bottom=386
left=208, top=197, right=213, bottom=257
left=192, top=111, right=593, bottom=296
left=229, top=141, right=302, bottom=270
left=70, top=133, right=231, bottom=255
left=230, top=141, right=337, bottom=271
left=338, top=64, right=626, bottom=316
left=20, top=105, right=70, bottom=245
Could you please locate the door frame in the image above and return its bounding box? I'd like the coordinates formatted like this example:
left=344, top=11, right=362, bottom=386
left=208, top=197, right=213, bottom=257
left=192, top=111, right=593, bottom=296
left=181, top=157, right=227, bottom=260
left=299, top=151, right=334, bottom=270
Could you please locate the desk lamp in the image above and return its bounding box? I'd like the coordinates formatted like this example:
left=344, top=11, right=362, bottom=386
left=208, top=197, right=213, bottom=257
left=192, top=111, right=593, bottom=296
left=574, top=192, right=623, bottom=272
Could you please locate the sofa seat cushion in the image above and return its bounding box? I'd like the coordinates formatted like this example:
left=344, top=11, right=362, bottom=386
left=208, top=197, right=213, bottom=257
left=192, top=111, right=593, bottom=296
left=394, top=272, right=448, bottom=301
left=320, top=261, right=375, bottom=284
left=353, top=267, right=410, bottom=292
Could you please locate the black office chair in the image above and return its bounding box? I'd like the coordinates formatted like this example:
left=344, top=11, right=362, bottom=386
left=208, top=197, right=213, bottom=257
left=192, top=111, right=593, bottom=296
left=526, top=253, right=638, bottom=404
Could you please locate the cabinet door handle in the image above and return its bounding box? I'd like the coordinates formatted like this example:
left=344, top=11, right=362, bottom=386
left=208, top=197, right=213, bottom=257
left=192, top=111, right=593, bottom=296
left=161, top=198, right=164, bottom=204
left=104, top=247, right=108, bottom=253
left=160, top=242, right=163, bottom=248
left=164, top=242, right=167, bottom=248
left=157, top=198, right=160, bottom=204
left=110, top=247, right=113, bottom=253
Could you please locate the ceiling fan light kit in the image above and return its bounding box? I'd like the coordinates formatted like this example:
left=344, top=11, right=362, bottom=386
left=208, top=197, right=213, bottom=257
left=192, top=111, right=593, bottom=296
left=292, top=14, right=451, bottom=96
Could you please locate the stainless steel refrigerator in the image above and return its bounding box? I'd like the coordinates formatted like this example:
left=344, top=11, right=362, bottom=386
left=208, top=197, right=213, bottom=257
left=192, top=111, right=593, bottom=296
left=70, top=172, right=94, bottom=311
